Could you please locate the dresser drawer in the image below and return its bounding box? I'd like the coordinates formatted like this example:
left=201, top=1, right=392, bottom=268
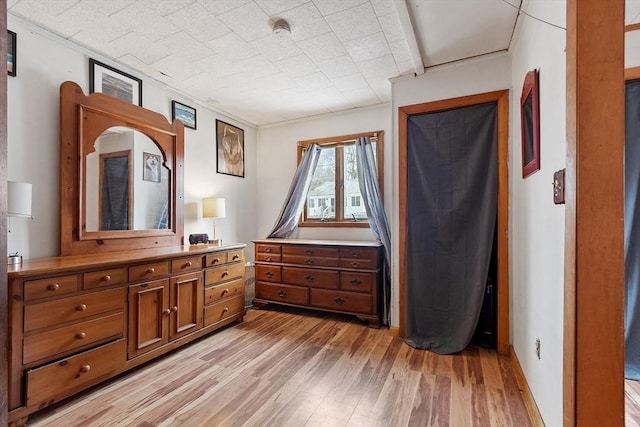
left=129, top=261, right=170, bottom=282
left=282, top=267, right=338, bottom=289
left=205, top=278, right=243, bottom=305
left=256, top=265, right=281, bottom=283
left=205, top=262, right=245, bottom=286
left=256, top=243, right=281, bottom=255
left=24, top=288, right=125, bottom=332
left=339, top=246, right=378, bottom=261
left=205, top=252, right=227, bottom=267
left=339, top=257, right=377, bottom=270
left=340, top=271, right=373, bottom=293
left=24, top=275, right=78, bottom=301
left=282, top=245, right=339, bottom=258
left=228, top=250, right=244, bottom=264
left=204, top=295, right=244, bottom=327
left=310, top=289, right=373, bottom=314
left=25, top=339, right=126, bottom=407
left=282, top=255, right=339, bottom=268
left=84, top=268, right=127, bottom=290
left=23, top=312, right=125, bottom=364
left=256, top=252, right=281, bottom=263
left=171, top=255, right=203, bottom=274
left=256, top=282, right=308, bottom=305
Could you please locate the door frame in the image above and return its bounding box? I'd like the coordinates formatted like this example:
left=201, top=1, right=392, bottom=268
left=398, top=89, right=510, bottom=355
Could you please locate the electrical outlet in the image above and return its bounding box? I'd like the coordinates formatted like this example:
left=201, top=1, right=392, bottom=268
left=535, top=338, right=541, bottom=360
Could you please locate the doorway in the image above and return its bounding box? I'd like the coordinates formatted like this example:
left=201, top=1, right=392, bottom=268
left=398, top=89, right=510, bottom=355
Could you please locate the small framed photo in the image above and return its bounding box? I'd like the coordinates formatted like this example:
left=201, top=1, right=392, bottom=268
left=89, top=58, right=142, bottom=106
left=142, top=152, right=161, bottom=183
left=520, top=69, right=540, bottom=178
left=216, top=120, right=245, bottom=178
left=172, top=100, right=196, bottom=129
left=7, top=30, right=16, bottom=77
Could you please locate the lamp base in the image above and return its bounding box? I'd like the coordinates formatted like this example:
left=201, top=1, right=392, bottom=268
left=208, top=239, right=222, bottom=246
left=8, top=254, right=22, bottom=265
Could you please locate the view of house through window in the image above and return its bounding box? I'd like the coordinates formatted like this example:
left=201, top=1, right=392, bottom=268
left=298, top=131, right=383, bottom=227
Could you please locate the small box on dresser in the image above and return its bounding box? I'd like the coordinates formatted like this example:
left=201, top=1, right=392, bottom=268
left=253, top=239, right=383, bottom=327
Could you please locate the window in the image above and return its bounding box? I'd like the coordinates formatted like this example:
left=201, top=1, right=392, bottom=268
left=298, top=131, right=383, bottom=227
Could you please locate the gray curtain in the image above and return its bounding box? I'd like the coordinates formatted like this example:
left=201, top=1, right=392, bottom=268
left=267, top=144, right=321, bottom=238
left=404, top=102, right=498, bottom=354
left=625, top=80, right=640, bottom=379
left=355, top=137, right=392, bottom=326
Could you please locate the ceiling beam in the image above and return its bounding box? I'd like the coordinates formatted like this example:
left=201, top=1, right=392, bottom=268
left=393, top=0, right=425, bottom=76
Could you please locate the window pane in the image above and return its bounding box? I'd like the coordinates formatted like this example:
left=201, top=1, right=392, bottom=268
left=306, top=147, right=336, bottom=220
left=343, top=144, right=367, bottom=220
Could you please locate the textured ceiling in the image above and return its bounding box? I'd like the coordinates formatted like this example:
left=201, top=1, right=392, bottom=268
left=8, top=1, right=639, bottom=127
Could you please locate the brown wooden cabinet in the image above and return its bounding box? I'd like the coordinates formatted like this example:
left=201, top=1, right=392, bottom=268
left=253, top=239, right=382, bottom=326
left=8, top=244, right=245, bottom=425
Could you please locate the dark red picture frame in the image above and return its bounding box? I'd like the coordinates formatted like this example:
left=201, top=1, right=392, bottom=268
left=520, top=69, right=540, bottom=178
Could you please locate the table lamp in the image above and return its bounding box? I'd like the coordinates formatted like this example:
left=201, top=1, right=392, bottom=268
left=8, top=181, right=33, bottom=264
left=202, top=197, right=225, bottom=246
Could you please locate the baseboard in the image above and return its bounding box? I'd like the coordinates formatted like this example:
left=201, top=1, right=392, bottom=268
left=389, top=326, right=400, bottom=337
left=509, top=345, right=545, bottom=426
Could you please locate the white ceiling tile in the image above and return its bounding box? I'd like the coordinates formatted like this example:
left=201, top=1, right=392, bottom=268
left=10, top=0, right=78, bottom=17
left=395, top=59, right=416, bottom=75
left=311, top=86, right=353, bottom=111
left=324, top=2, right=380, bottom=42
left=167, top=3, right=231, bottom=43
left=356, top=53, right=398, bottom=78
left=105, top=32, right=171, bottom=64
left=273, top=54, right=319, bottom=78
left=197, top=0, right=253, bottom=16
left=255, top=0, right=309, bottom=16
left=110, top=3, right=180, bottom=41
left=282, top=2, right=331, bottom=42
left=152, top=54, right=204, bottom=81
left=234, top=55, right=280, bottom=78
left=344, top=32, right=390, bottom=62
left=297, top=32, right=347, bottom=61
left=312, top=0, right=368, bottom=16
left=331, top=73, right=368, bottom=91
left=7, top=0, right=21, bottom=8
left=83, top=0, right=139, bottom=16
left=157, top=32, right=214, bottom=62
left=341, top=87, right=380, bottom=107
left=378, top=11, right=404, bottom=43
left=190, top=54, right=243, bottom=78
left=250, top=34, right=302, bottom=62
left=140, top=0, right=196, bottom=17
left=371, top=0, right=396, bottom=17
left=218, top=2, right=272, bottom=42
left=206, top=32, right=257, bottom=62
left=117, top=54, right=164, bottom=79
left=293, top=72, right=333, bottom=91
left=315, top=55, right=359, bottom=78
left=388, top=38, right=412, bottom=64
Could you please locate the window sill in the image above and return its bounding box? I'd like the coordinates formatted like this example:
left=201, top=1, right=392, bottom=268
left=299, top=221, right=370, bottom=228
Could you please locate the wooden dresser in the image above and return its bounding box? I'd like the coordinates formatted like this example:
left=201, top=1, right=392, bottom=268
left=7, top=244, right=245, bottom=425
left=253, top=239, right=382, bottom=327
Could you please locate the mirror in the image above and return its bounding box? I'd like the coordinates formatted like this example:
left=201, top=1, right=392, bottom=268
left=85, top=127, right=169, bottom=232
left=60, top=81, right=184, bottom=255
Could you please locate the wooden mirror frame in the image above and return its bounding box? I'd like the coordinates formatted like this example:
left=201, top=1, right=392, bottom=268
left=60, top=81, right=184, bottom=256
left=520, top=69, right=541, bottom=178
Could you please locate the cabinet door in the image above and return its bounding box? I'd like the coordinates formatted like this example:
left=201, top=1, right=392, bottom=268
left=169, top=272, right=203, bottom=340
left=128, top=279, right=169, bottom=358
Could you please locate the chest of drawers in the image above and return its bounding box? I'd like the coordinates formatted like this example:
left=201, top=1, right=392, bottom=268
left=253, top=239, right=382, bottom=327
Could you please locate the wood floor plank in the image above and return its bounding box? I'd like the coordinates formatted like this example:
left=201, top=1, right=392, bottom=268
left=27, top=308, right=532, bottom=427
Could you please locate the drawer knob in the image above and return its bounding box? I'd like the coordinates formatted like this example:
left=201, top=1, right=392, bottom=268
left=212, top=258, right=220, bottom=264
left=350, top=261, right=360, bottom=268
left=102, top=275, right=111, bottom=282
left=171, top=306, right=178, bottom=313
left=266, top=256, right=272, bottom=261
left=265, top=271, right=274, bottom=278
left=185, top=261, right=193, bottom=267
left=222, top=289, right=229, bottom=295
left=306, top=249, right=314, bottom=254
left=305, top=258, right=313, bottom=265
left=232, top=255, right=240, bottom=260
left=76, top=332, right=86, bottom=340
left=80, top=364, right=91, bottom=373
left=222, top=271, right=229, bottom=278
left=304, top=275, right=315, bottom=282
left=334, top=297, right=346, bottom=305
left=76, top=304, right=87, bottom=311
left=147, top=267, right=155, bottom=274
left=350, top=279, right=362, bottom=286
left=265, top=247, right=272, bottom=253
left=163, top=308, right=171, bottom=315
left=277, top=290, right=287, bottom=298
left=47, top=283, right=60, bottom=291
left=223, top=307, right=229, bottom=312
left=352, top=251, right=360, bottom=257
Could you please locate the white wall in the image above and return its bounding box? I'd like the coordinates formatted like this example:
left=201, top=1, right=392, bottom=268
left=256, top=104, right=391, bottom=244
left=7, top=15, right=257, bottom=260
left=509, top=1, right=566, bottom=425
left=628, top=29, right=640, bottom=68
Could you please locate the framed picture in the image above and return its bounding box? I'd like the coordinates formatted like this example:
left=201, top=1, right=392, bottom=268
left=89, top=58, right=142, bottom=106
left=142, top=152, right=161, bottom=183
left=7, top=30, right=16, bottom=77
left=216, top=120, right=245, bottom=178
left=172, top=100, right=196, bottom=129
left=520, top=69, right=540, bottom=178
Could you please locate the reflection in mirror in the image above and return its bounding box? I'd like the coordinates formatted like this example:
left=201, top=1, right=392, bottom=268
left=85, top=127, right=169, bottom=232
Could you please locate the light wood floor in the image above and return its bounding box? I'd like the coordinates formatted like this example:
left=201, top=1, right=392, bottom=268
left=27, top=307, right=532, bottom=427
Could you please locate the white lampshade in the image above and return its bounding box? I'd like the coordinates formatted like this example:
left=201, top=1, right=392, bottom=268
left=202, top=197, right=226, bottom=219
left=8, top=181, right=32, bottom=218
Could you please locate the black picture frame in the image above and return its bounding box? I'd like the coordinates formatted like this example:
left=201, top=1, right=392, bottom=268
left=520, top=69, right=540, bottom=178
left=89, top=58, right=142, bottom=106
left=172, top=100, right=197, bottom=130
left=216, top=119, right=245, bottom=178
left=7, top=30, right=16, bottom=77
